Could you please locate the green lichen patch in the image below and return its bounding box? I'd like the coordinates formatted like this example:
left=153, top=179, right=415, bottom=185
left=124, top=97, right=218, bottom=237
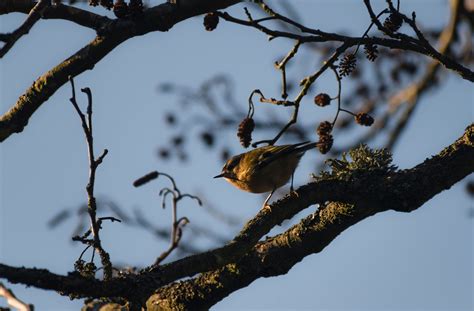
left=313, top=144, right=397, bottom=182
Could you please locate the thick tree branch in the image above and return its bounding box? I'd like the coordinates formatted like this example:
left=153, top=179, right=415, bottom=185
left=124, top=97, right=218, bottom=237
left=0, top=265, right=129, bottom=298
left=1, top=124, right=472, bottom=305
left=1, top=0, right=471, bottom=143
left=0, top=34, right=129, bottom=142
left=149, top=123, right=474, bottom=310
left=0, top=0, right=242, bottom=142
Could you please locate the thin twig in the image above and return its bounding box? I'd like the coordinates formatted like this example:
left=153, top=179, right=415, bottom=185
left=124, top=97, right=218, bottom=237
left=252, top=43, right=350, bottom=147
left=69, top=77, right=112, bottom=280
left=135, top=171, right=201, bottom=267
left=0, top=282, right=33, bottom=311
left=0, top=0, right=50, bottom=58
left=330, top=66, right=343, bottom=127
left=275, top=40, right=301, bottom=98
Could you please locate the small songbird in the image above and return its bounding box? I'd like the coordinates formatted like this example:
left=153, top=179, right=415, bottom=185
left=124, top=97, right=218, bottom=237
left=214, top=142, right=318, bottom=207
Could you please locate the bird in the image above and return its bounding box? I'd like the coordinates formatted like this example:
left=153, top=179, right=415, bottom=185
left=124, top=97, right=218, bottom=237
left=214, top=142, right=318, bottom=207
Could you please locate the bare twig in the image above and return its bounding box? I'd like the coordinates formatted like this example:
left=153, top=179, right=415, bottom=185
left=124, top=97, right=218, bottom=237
left=134, top=171, right=202, bottom=266
left=0, top=0, right=50, bottom=58
left=0, top=282, right=33, bottom=311
left=219, top=5, right=473, bottom=80
left=0, top=0, right=110, bottom=30
left=0, top=0, right=243, bottom=143
left=252, top=43, right=349, bottom=147
left=69, top=77, right=112, bottom=280
left=384, top=0, right=463, bottom=150
left=329, top=66, right=343, bottom=127
left=326, top=0, right=465, bottom=155
left=250, top=89, right=295, bottom=107
left=275, top=40, right=301, bottom=98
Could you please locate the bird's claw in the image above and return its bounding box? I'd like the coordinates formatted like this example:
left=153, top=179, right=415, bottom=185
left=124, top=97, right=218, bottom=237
left=290, top=190, right=299, bottom=198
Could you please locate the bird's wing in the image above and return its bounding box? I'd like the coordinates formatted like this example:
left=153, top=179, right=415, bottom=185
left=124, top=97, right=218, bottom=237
left=255, top=142, right=311, bottom=171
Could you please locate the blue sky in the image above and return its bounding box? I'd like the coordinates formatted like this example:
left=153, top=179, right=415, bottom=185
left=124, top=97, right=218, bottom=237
left=1, top=1, right=473, bottom=310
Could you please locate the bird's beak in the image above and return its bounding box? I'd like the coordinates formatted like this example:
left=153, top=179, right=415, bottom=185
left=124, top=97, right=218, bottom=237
left=214, top=171, right=238, bottom=180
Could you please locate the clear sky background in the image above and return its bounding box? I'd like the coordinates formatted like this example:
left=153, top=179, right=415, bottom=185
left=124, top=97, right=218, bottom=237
left=1, top=0, right=473, bottom=310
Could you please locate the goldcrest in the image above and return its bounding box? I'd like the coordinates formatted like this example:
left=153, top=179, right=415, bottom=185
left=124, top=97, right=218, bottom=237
left=214, top=142, right=317, bottom=206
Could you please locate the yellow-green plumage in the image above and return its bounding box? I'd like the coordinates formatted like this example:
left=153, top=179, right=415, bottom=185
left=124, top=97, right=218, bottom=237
left=215, top=142, right=316, bottom=194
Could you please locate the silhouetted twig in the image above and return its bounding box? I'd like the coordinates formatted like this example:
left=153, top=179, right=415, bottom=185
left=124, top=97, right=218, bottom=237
left=134, top=171, right=202, bottom=266
left=69, top=77, right=113, bottom=280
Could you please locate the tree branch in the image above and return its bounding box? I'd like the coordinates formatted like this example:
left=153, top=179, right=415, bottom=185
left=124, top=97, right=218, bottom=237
left=149, top=123, right=474, bottom=310
left=384, top=0, right=463, bottom=150
left=1, top=0, right=472, bottom=144
left=219, top=5, right=473, bottom=81
left=0, top=282, right=33, bottom=311
left=0, top=124, right=472, bottom=305
left=0, top=0, right=109, bottom=30
left=0, top=0, right=242, bottom=142
left=69, top=79, right=112, bottom=280
left=0, top=0, right=50, bottom=58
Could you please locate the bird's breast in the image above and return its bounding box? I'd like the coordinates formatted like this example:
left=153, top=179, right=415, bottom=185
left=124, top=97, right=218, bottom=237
left=223, top=153, right=303, bottom=194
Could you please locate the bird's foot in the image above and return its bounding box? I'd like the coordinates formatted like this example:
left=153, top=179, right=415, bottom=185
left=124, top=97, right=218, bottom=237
left=261, top=203, right=272, bottom=211
left=290, top=190, right=299, bottom=198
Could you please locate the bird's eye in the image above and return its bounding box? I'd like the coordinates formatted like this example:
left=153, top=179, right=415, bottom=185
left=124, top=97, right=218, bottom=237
left=226, top=155, right=241, bottom=171
left=228, top=160, right=237, bottom=170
